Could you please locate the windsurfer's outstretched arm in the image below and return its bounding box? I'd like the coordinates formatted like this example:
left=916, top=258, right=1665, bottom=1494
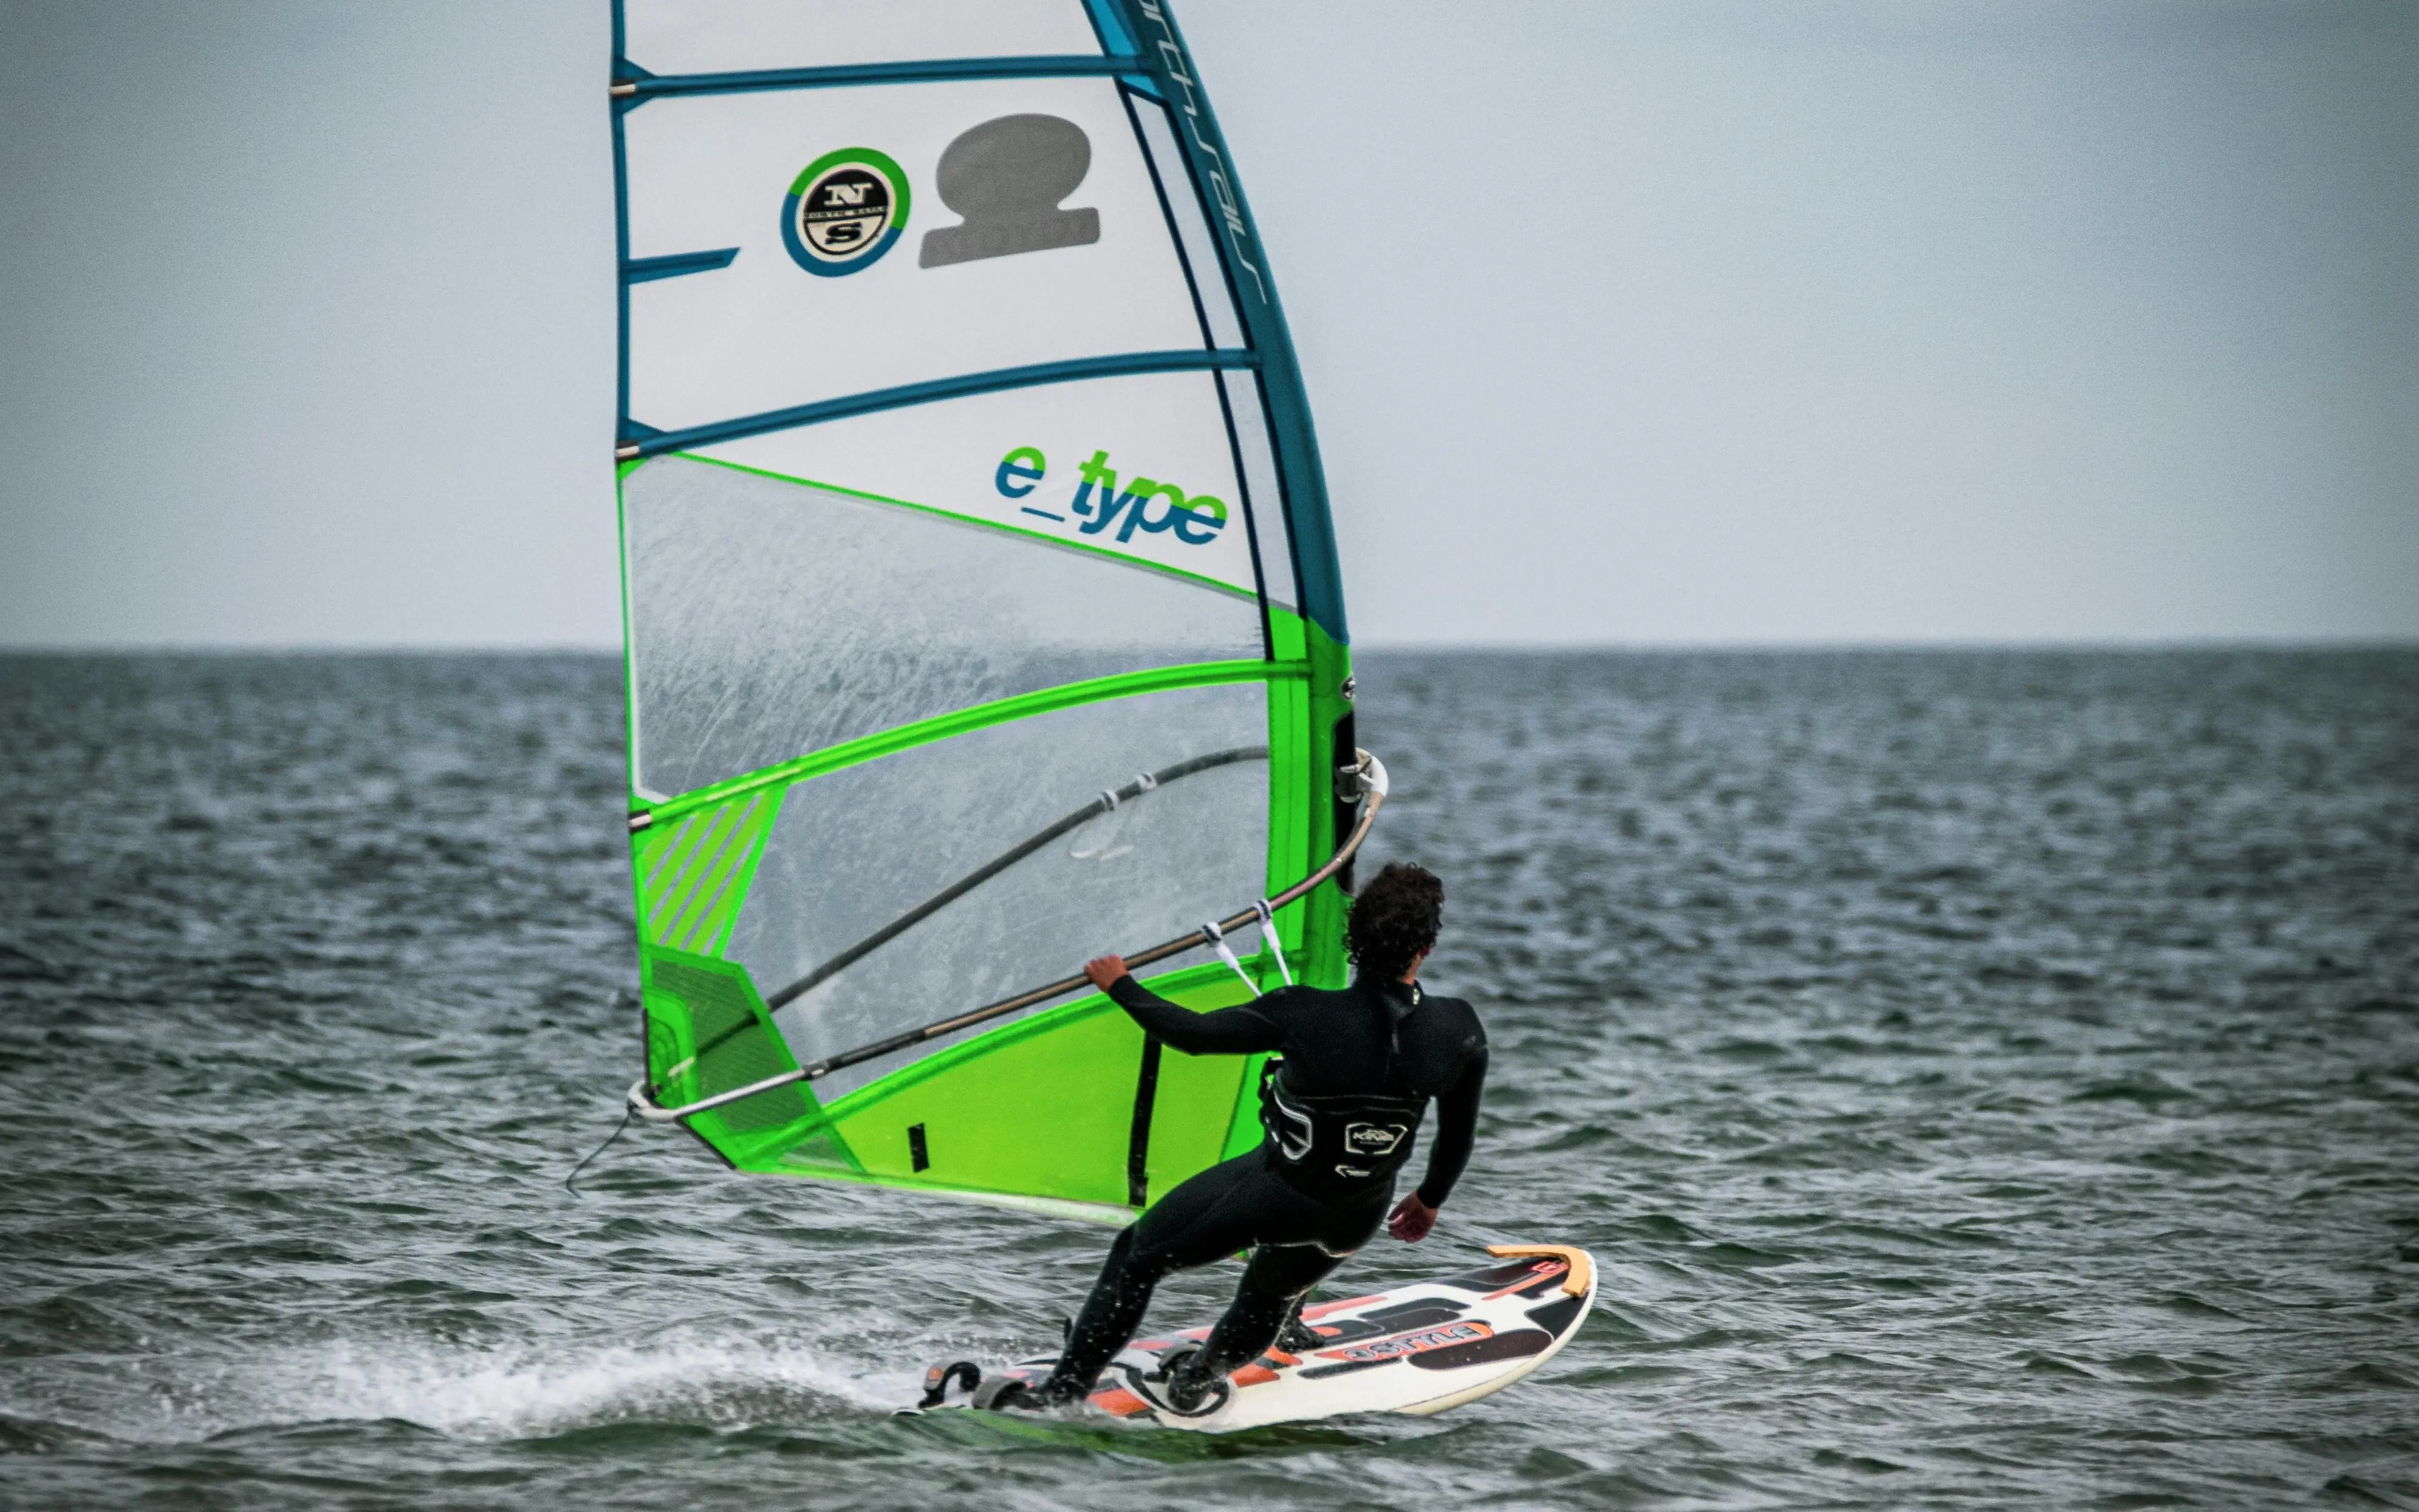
left=1084, top=954, right=1285, bottom=1056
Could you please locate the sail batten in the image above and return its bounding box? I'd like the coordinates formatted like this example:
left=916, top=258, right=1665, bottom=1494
left=623, top=347, right=1259, bottom=459
left=618, top=56, right=1149, bottom=102
left=614, top=0, right=1357, bottom=1215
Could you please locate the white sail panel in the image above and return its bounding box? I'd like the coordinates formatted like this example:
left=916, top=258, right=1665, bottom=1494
left=694, top=370, right=1268, bottom=600
left=622, top=0, right=1106, bottom=78
left=727, top=681, right=1273, bottom=1098
left=623, top=456, right=1262, bottom=799
left=624, top=78, right=1213, bottom=435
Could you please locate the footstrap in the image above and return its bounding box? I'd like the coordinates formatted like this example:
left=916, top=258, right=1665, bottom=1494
left=918, top=1360, right=980, bottom=1409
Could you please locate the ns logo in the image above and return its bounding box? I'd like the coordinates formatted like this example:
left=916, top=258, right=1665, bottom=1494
left=994, top=446, right=1230, bottom=546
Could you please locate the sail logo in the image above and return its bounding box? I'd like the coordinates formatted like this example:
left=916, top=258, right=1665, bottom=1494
left=994, top=446, right=1228, bottom=547
left=921, top=115, right=1100, bottom=269
left=1343, top=1120, right=1408, bottom=1157
left=781, top=118, right=1098, bottom=280
left=781, top=148, right=910, bottom=276
left=1318, top=1321, right=1493, bottom=1364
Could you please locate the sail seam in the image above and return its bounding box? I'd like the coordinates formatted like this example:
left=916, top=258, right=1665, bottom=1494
left=619, top=55, right=1146, bottom=101
left=640, top=659, right=1304, bottom=823
left=624, top=247, right=739, bottom=284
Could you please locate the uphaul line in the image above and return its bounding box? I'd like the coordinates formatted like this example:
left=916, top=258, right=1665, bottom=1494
left=627, top=751, right=1389, bottom=1125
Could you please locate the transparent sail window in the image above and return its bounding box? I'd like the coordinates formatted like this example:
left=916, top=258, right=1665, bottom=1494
left=623, top=455, right=1264, bottom=799
left=1125, top=92, right=1247, bottom=352
left=726, top=680, right=1272, bottom=1099
left=1218, top=371, right=1298, bottom=614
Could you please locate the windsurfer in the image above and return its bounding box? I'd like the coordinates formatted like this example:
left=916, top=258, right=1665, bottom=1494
left=979, top=861, right=1488, bottom=1414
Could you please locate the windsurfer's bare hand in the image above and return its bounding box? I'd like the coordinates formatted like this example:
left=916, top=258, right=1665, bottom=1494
left=1387, top=1192, right=1438, bottom=1243
left=1084, top=955, right=1129, bottom=992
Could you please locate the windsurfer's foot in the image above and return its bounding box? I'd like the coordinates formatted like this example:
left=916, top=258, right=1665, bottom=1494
left=917, top=1360, right=982, bottom=1409
left=1275, top=1315, right=1323, bottom=1353
left=974, top=1374, right=1083, bottom=1413
left=971, top=1375, right=1040, bottom=1412
left=1154, top=1345, right=1229, bottom=1415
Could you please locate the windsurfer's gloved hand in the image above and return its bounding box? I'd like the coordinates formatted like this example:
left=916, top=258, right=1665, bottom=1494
left=1387, top=1192, right=1437, bottom=1242
left=1084, top=954, right=1131, bottom=992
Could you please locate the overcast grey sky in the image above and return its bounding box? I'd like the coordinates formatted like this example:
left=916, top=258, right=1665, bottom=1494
left=3, top=1, right=2412, bottom=648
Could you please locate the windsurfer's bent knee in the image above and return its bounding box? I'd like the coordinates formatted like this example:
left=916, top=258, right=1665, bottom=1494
left=1008, top=862, right=1488, bottom=1412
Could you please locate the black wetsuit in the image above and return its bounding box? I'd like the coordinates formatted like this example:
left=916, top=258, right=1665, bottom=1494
left=1038, top=972, right=1488, bottom=1400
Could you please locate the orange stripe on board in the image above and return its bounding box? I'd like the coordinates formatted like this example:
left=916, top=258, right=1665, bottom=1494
left=1483, top=1261, right=1566, bottom=1301
left=1090, top=1387, right=1153, bottom=1417
left=1231, top=1364, right=1280, bottom=1387
left=1486, top=1242, right=1595, bottom=1297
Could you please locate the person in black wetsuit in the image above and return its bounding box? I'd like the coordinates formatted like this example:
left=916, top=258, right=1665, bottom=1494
left=981, top=861, right=1488, bottom=1415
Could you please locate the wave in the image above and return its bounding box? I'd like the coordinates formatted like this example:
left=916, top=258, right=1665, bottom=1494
left=0, top=1335, right=903, bottom=1447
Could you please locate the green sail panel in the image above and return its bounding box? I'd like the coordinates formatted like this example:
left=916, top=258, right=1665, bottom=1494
left=612, top=0, right=1355, bottom=1219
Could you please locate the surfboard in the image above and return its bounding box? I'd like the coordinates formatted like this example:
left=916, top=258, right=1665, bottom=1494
left=913, top=1243, right=1595, bottom=1431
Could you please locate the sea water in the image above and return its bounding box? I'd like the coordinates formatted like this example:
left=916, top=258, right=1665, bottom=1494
left=1, top=649, right=2413, bottom=1509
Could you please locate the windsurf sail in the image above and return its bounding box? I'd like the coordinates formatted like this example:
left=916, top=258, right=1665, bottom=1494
left=608, top=0, right=1365, bottom=1223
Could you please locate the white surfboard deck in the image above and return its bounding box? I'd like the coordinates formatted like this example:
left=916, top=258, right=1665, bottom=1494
left=916, top=1243, right=1595, bottom=1432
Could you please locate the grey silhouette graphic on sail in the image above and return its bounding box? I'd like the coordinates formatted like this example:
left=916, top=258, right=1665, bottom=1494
left=919, top=114, right=1101, bottom=269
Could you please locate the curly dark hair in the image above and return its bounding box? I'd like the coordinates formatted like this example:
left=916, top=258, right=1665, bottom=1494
left=1346, top=862, right=1444, bottom=983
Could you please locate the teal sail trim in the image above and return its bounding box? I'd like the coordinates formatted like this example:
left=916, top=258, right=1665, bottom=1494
left=624, top=247, right=739, bottom=283
left=617, top=56, right=1148, bottom=101
left=1105, top=0, right=1346, bottom=645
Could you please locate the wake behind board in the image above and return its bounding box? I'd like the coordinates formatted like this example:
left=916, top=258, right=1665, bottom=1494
left=913, top=1244, right=1594, bottom=1432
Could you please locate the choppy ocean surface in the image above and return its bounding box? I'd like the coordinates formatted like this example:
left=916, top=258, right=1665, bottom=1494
left=1, top=649, right=2415, bottom=1511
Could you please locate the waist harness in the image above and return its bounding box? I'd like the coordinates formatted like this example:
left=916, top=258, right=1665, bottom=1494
left=1258, top=983, right=1428, bottom=1195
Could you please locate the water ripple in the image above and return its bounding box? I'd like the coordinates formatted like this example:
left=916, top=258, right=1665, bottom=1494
left=1, top=649, right=2415, bottom=1508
